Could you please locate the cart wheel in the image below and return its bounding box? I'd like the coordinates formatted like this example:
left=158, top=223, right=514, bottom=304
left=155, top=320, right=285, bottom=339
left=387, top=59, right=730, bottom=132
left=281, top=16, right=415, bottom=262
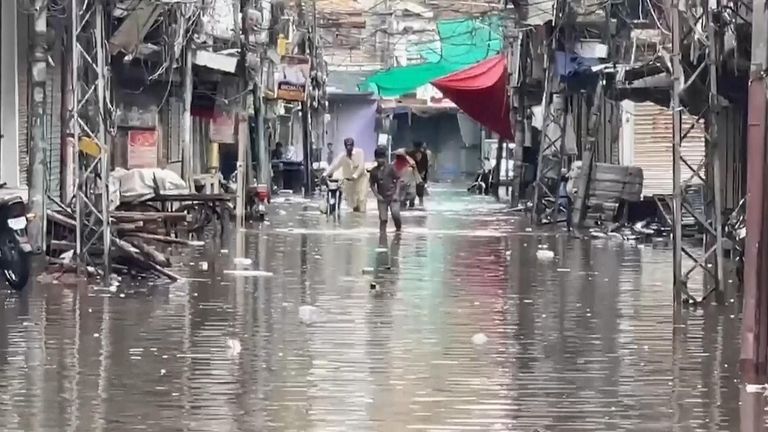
left=176, top=203, right=212, bottom=239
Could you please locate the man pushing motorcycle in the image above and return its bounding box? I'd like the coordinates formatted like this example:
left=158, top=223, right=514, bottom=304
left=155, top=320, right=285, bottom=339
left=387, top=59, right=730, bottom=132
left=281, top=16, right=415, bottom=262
left=323, top=137, right=368, bottom=212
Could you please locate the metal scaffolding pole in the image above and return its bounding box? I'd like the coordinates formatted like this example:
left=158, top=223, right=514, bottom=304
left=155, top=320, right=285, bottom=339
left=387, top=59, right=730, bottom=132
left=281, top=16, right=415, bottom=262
left=668, top=0, right=725, bottom=304
left=508, top=29, right=526, bottom=207
left=531, top=0, right=573, bottom=225
left=531, top=29, right=565, bottom=224
left=71, top=0, right=112, bottom=274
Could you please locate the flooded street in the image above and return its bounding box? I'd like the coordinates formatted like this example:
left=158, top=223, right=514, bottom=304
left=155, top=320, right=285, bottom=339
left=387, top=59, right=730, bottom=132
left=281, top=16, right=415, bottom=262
left=0, top=187, right=756, bottom=431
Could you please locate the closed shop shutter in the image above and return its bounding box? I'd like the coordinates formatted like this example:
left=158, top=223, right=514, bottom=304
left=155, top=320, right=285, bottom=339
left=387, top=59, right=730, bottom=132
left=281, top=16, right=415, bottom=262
left=46, top=63, right=62, bottom=201
left=17, top=35, right=28, bottom=187
left=630, top=101, right=706, bottom=196
left=17, top=32, right=62, bottom=197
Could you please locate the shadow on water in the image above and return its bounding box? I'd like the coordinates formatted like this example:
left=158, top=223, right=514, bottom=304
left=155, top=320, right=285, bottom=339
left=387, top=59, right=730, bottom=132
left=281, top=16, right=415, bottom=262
left=0, top=188, right=760, bottom=431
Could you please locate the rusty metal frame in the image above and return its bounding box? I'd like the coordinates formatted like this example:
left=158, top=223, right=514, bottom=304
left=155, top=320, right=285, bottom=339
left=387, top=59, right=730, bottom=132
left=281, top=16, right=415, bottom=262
left=669, top=0, right=725, bottom=304
left=71, top=0, right=112, bottom=274
left=531, top=50, right=566, bottom=223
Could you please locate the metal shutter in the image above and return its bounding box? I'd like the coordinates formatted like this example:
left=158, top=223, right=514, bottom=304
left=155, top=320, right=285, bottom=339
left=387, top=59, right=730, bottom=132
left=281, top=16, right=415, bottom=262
left=630, top=101, right=706, bottom=196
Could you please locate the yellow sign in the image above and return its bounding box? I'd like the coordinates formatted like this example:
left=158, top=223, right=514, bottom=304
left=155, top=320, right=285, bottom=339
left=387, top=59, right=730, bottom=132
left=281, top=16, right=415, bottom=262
left=78, top=137, right=101, bottom=158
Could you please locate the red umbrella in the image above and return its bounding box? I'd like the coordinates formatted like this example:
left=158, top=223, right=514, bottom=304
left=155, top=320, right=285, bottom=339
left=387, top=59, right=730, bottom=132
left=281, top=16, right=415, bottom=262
left=432, top=55, right=514, bottom=140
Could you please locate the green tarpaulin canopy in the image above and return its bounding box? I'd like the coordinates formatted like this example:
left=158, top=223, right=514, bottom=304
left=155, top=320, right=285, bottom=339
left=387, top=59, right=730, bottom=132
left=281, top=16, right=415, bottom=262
left=360, top=18, right=502, bottom=98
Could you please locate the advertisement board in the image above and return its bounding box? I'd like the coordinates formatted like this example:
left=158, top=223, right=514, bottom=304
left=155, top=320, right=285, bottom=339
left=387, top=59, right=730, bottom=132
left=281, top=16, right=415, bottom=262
left=276, top=55, right=310, bottom=102
left=127, top=129, right=159, bottom=168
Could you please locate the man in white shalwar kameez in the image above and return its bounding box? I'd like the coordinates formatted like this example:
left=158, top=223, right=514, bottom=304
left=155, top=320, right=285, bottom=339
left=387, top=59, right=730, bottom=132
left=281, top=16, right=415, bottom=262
left=324, top=137, right=369, bottom=212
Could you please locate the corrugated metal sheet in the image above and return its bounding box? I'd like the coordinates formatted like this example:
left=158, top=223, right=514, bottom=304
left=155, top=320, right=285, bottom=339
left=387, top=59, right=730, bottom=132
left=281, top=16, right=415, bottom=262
left=17, top=19, right=28, bottom=187
left=17, top=22, right=63, bottom=199
left=630, top=101, right=706, bottom=196
left=717, top=104, right=746, bottom=210
left=46, top=63, right=62, bottom=200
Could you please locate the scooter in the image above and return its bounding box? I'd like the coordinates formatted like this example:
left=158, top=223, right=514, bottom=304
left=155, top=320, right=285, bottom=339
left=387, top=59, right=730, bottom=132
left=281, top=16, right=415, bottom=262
left=250, top=184, right=270, bottom=222
left=0, top=183, right=31, bottom=291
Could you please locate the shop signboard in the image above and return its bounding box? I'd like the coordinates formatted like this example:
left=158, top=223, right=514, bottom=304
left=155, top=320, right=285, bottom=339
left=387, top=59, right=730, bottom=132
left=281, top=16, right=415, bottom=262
left=127, top=129, right=159, bottom=168
left=276, top=55, right=310, bottom=102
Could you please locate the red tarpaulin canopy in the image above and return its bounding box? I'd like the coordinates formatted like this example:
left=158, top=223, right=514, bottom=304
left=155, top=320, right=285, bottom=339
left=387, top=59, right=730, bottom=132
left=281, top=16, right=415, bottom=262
left=431, top=55, right=513, bottom=140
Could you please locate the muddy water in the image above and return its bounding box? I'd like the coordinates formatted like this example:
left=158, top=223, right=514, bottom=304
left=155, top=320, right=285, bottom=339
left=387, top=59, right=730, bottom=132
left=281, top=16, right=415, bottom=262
left=0, top=188, right=756, bottom=431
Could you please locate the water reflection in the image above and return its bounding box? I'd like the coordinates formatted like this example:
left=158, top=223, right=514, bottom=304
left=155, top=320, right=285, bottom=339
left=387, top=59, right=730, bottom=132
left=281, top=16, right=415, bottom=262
left=0, top=189, right=754, bottom=431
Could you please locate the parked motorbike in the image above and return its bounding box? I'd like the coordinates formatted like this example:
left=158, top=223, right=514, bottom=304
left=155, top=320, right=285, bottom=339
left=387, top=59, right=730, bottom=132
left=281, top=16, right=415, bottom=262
left=251, top=184, right=270, bottom=222
left=0, top=183, right=31, bottom=291
left=468, top=158, right=493, bottom=195
left=725, top=198, right=746, bottom=285
left=222, top=170, right=270, bottom=222
left=467, top=167, right=491, bottom=195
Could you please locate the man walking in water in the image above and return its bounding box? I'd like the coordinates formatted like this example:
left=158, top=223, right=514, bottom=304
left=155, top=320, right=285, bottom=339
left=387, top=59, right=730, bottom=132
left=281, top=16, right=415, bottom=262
left=369, top=146, right=402, bottom=231
left=324, top=137, right=368, bottom=212
left=406, top=141, right=429, bottom=208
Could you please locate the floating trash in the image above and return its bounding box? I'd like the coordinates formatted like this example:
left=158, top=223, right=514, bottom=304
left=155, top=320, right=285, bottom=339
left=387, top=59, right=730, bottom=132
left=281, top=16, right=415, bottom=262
left=471, top=333, right=489, bottom=345
left=536, top=250, right=555, bottom=260
left=226, top=338, right=242, bottom=357
left=299, top=305, right=323, bottom=325
left=199, top=262, right=209, bottom=271
left=233, top=257, right=253, bottom=266
left=224, top=270, right=273, bottom=277
left=745, top=384, right=768, bottom=394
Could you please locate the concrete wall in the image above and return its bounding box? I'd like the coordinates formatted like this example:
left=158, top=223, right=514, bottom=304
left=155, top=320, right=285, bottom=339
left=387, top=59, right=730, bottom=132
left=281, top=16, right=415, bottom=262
left=0, top=0, right=20, bottom=188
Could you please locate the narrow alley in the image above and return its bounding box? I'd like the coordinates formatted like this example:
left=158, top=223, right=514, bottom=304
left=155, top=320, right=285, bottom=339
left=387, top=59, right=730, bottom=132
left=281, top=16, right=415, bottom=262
left=0, top=188, right=749, bottom=431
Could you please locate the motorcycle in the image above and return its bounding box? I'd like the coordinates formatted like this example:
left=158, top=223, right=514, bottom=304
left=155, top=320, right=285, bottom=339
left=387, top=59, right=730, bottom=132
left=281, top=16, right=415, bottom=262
left=0, top=183, right=31, bottom=291
left=251, top=184, right=270, bottom=222
left=221, top=170, right=270, bottom=222
left=324, top=178, right=343, bottom=220
left=725, top=198, right=746, bottom=285
left=468, top=158, right=493, bottom=195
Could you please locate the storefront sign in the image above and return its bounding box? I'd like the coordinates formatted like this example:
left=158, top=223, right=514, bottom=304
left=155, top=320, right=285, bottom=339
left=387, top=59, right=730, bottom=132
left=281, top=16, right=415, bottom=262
left=209, top=111, right=237, bottom=144
left=209, top=77, right=240, bottom=143
left=276, top=55, right=310, bottom=102
left=127, top=129, right=158, bottom=168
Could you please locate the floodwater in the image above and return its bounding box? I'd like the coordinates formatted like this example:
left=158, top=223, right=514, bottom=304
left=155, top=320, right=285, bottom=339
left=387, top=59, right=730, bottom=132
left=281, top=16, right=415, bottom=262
left=0, top=187, right=759, bottom=431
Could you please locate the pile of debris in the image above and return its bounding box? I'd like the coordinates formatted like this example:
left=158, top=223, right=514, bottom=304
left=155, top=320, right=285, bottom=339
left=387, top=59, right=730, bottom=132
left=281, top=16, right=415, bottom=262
left=586, top=219, right=670, bottom=242
left=46, top=208, right=196, bottom=281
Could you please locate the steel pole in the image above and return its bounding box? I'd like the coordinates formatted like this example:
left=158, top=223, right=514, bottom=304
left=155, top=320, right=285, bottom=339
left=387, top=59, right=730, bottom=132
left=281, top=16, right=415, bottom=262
left=95, top=1, right=111, bottom=275
left=27, top=0, right=49, bottom=254
left=669, top=0, right=685, bottom=304
left=182, top=41, right=194, bottom=187
left=705, top=0, right=725, bottom=299
left=72, top=0, right=82, bottom=264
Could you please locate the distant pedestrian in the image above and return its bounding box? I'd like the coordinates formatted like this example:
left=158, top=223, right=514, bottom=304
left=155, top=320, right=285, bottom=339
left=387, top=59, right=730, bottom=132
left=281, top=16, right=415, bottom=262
left=285, top=142, right=297, bottom=160
left=406, top=141, right=429, bottom=208
left=326, top=142, right=335, bottom=166
left=271, top=142, right=284, bottom=160
left=369, top=145, right=402, bottom=232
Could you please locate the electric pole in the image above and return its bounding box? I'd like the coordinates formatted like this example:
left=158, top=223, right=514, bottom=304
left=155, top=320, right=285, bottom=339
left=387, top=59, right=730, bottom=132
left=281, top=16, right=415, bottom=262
left=236, top=0, right=252, bottom=226
left=181, top=31, right=194, bottom=188
left=741, top=0, right=768, bottom=384
left=28, top=0, right=49, bottom=254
